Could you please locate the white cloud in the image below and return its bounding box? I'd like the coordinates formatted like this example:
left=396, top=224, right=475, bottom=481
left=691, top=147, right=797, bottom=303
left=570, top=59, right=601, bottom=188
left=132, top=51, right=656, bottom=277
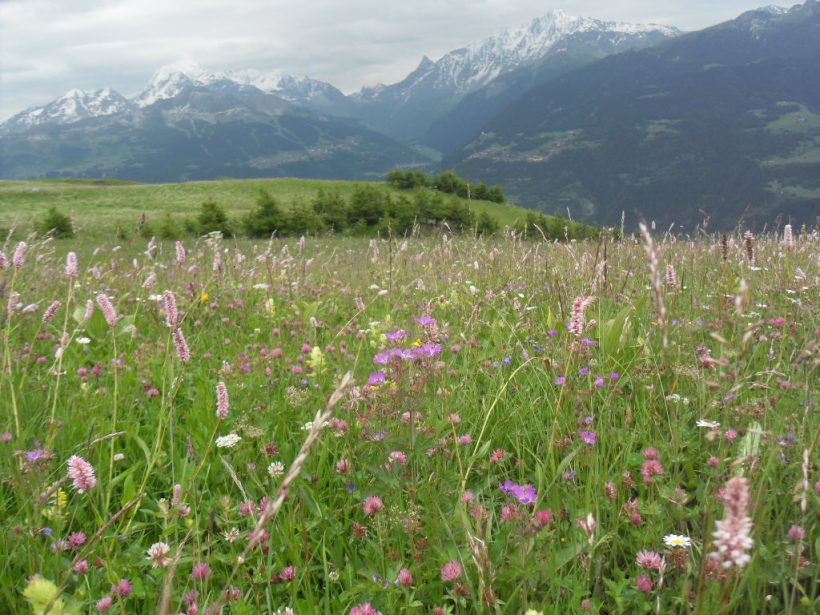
left=0, top=0, right=776, bottom=121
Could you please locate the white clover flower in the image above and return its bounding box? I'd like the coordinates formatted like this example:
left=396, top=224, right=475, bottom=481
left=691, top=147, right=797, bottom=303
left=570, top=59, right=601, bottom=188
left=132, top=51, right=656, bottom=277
left=146, top=542, right=171, bottom=568
left=268, top=461, right=285, bottom=477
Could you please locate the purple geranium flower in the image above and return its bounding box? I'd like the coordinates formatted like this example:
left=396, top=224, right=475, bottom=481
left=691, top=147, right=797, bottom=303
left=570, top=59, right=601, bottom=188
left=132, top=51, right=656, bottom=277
left=414, top=315, right=436, bottom=328
left=416, top=343, right=442, bottom=358
left=580, top=430, right=597, bottom=446
left=26, top=449, right=45, bottom=462
left=367, top=371, right=387, bottom=386
left=396, top=348, right=417, bottom=361
left=385, top=328, right=410, bottom=342
left=499, top=480, right=537, bottom=505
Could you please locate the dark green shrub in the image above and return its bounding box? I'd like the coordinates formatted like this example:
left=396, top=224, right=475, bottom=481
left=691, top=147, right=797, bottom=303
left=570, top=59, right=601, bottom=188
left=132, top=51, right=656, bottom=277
left=158, top=214, right=181, bottom=240
left=348, top=186, right=389, bottom=227
left=196, top=198, right=233, bottom=237
left=243, top=190, right=285, bottom=238
left=285, top=201, right=325, bottom=235
left=475, top=211, right=499, bottom=236
left=312, top=190, right=349, bottom=233
left=35, top=207, right=74, bottom=238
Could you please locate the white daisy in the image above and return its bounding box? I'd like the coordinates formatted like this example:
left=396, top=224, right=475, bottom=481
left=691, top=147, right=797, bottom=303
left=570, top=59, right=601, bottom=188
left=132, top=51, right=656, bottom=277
left=664, top=534, right=692, bottom=548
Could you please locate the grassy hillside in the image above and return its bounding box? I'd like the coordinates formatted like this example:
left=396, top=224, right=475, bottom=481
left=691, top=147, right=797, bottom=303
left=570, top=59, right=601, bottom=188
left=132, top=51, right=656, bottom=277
left=0, top=177, right=539, bottom=237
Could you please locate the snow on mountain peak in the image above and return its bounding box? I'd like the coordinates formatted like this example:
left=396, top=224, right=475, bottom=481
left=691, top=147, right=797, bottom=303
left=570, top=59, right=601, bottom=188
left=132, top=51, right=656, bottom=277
left=755, top=5, right=789, bottom=15
left=415, top=9, right=680, bottom=95
left=2, top=88, right=131, bottom=130
left=135, top=62, right=222, bottom=107
left=133, top=62, right=337, bottom=106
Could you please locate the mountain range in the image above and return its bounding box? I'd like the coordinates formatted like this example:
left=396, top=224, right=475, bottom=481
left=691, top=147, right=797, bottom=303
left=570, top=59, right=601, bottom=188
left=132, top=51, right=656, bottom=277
left=446, top=1, right=820, bottom=228
left=1, top=3, right=818, bottom=228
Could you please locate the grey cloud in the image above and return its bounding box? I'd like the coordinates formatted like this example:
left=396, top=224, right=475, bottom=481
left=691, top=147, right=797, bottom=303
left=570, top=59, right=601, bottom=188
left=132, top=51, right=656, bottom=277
left=0, top=0, right=775, bottom=121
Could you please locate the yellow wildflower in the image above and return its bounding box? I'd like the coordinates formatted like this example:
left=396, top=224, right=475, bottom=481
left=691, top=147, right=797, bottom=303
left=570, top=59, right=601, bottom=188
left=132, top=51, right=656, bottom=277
left=23, top=576, right=75, bottom=614
left=307, top=346, right=325, bottom=374
left=264, top=298, right=276, bottom=319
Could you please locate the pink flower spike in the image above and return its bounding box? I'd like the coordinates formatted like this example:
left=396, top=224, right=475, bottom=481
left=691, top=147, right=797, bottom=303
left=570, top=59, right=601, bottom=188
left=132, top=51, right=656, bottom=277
left=96, top=293, right=116, bottom=327
left=12, top=241, right=26, bottom=269
left=216, top=381, right=229, bottom=420
left=66, top=455, right=97, bottom=493
left=65, top=252, right=78, bottom=277
left=163, top=290, right=178, bottom=327
left=710, top=476, right=754, bottom=569
left=173, top=327, right=190, bottom=364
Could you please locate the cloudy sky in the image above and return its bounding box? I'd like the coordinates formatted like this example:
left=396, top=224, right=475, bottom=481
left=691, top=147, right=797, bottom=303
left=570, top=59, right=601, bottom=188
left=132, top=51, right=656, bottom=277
left=0, top=0, right=780, bottom=121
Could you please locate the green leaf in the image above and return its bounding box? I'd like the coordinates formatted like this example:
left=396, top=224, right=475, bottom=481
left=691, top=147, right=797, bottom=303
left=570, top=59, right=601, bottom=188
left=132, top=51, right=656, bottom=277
left=116, top=314, right=136, bottom=338
left=737, top=421, right=762, bottom=465
left=599, top=304, right=632, bottom=357
left=131, top=433, right=152, bottom=465
left=121, top=473, right=137, bottom=507
left=553, top=542, right=584, bottom=570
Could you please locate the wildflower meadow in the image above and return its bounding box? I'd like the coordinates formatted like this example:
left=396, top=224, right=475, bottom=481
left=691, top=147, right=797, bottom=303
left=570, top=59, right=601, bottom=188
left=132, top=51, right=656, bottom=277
left=0, top=227, right=817, bottom=614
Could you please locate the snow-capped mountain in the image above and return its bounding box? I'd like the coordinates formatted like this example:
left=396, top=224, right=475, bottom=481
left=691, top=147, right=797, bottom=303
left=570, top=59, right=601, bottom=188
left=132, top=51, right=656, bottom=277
left=134, top=62, right=348, bottom=114
left=357, top=10, right=678, bottom=102
left=1, top=88, right=132, bottom=133
left=346, top=9, right=680, bottom=141
left=755, top=5, right=790, bottom=15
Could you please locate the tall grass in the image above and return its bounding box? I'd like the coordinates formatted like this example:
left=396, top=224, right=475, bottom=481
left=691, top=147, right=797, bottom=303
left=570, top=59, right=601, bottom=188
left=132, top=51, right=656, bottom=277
left=0, top=227, right=816, bottom=614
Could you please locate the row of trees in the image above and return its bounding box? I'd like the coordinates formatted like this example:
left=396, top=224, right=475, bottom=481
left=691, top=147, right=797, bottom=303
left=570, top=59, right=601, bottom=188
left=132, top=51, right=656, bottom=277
left=386, top=169, right=506, bottom=203
left=144, top=186, right=500, bottom=239
left=32, top=188, right=598, bottom=242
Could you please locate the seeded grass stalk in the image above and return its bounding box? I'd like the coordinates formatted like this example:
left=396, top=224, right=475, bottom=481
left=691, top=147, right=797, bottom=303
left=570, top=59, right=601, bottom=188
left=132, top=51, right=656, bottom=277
left=1, top=262, right=22, bottom=438
left=45, top=272, right=75, bottom=446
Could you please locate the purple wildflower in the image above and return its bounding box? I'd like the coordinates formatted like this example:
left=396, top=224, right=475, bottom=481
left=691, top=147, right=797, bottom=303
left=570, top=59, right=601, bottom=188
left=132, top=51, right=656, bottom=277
left=367, top=370, right=387, bottom=386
